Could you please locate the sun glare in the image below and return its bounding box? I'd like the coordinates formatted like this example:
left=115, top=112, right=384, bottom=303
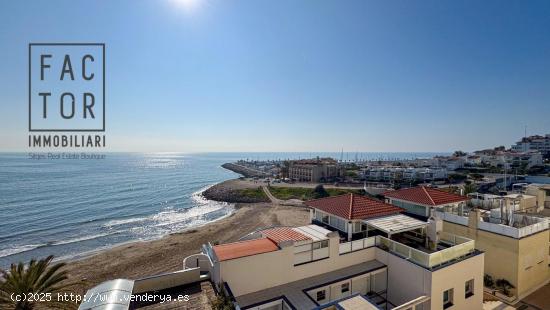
left=172, top=0, right=201, bottom=12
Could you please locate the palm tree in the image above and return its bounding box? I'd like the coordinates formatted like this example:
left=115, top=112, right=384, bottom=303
left=0, top=255, right=75, bottom=310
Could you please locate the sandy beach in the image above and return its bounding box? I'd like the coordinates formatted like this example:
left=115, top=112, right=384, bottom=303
left=64, top=197, right=310, bottom=294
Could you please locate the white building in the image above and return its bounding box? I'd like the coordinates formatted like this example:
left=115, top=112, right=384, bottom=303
left=478, top=151, right=543, bottom=169
left=204, top=194, right=484, bottom=310
left=511, top=134, right=550, bottom=157
left=383, top=186, right=468, bottom=218
left=79, top=194, right=485, bottom=310
left=363, top=167, right=447, bottom=183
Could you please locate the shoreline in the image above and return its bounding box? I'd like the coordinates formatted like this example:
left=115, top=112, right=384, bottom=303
left=55, top=202, right=237, bottom=265
left=63, top=179, right=310, bottom=294
left=37, top=183, right=236, bottom=265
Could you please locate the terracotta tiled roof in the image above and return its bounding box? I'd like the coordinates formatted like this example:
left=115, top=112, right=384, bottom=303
left=304, top=193, right=403, bottom=220
left=383, top=186, right=468, bottom=206
left=212, top=238, right=278, bottom=261
left=261, top=227, right=311, bottom=244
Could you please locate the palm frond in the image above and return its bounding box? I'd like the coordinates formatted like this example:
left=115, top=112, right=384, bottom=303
left=0, top=256, right=75, bottom=310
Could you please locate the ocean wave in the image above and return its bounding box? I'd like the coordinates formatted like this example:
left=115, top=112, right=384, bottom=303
left=122, top=185, right=234, bottom=240
left=0, top=184, right=234, bottom=262
left=0, top=244, right=46, bottom=258
left=51, top=232, right=117, bottom=246
left=102, top=217, right=148, bottom=227
left=0, top=231, right=122, bottom=259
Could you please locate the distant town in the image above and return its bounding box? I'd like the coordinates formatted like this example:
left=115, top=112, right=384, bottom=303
left=225, top=134, right=550, bottom=195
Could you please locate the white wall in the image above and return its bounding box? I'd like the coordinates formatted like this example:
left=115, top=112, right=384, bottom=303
left=430, top=253, right=484, bottom=310
left=305, top=269, right=386, bottom=305
left=375, top=249, right=431, bottom=308
left=133, top=268, right=201, bottom=294
left=219, top=234, right=377, bottom=297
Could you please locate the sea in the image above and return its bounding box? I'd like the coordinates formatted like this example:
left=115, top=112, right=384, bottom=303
left=0, top=152, right=447, bottom=268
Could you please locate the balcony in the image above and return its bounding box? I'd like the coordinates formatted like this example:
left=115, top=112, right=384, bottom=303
left=375, top=232, right=476, bottom=269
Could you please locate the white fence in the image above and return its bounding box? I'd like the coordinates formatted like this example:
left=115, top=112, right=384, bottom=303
left=338, top=236, right=376, bottom=254
left=436, top=210, right=549, bottom=239
left=375, top=235, right=475, bottom=269
left=294, top=241, right=330, bottom=265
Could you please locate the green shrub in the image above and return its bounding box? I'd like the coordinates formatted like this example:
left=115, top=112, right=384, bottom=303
left=495, top=278, right=515, bottom=296
left=484, top=274, right=494, bottom=288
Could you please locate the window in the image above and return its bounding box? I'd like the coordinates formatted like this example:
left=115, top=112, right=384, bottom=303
left=465, top=279, right=474, bottom=298
left=312, top=240, right=329, bottom=250
left=443, top=288, right=454, bottom=309
left=316, top=290, right=326, bottom=302
left=321, top=215, right=329, bottom=224
left=341, top=283, right=350, bottom=293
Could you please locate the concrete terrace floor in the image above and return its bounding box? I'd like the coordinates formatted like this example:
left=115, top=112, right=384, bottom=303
left=483, top=282, right=550, bottom=310
left=518, top=282, right=550, bottom=310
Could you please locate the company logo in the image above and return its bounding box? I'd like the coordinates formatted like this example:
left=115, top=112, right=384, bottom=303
left=28, top=43, right=105, bottom=148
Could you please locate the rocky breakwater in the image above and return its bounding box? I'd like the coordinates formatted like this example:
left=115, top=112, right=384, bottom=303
left=222, top=163, right=269, bottom=178
left=202, top=179, right=270, bottom=203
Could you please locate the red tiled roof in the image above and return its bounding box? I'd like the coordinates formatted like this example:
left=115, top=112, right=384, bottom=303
left=304, top=193, right=403, bottom=220
left=212, top=238, right=278, bottom=261
left=383, top=186, right=468, bottom=206
left=261, top=227, right=311, bottom=244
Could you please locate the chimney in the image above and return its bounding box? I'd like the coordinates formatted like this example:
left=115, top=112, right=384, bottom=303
left=468, top=209, right=480, bottom=231
left=426, top=209, right=442, bottom=251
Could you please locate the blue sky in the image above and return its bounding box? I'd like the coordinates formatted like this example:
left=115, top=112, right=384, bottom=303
left=1, top=0, right=549, bottom=152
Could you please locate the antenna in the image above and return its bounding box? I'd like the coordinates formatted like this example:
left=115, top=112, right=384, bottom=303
left=523, top=125, right=527, bottom=152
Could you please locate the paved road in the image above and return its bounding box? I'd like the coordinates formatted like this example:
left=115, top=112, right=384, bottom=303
left=238, top=178, right=368, bottom=190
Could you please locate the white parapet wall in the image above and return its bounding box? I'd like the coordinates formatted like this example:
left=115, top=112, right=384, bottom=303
left=375, top=235, right=475, bottom=269
left=436, top=211, right=549, bottom=239
left=184, top=253, right=213, bottom=271
left=133, top=268, right=202, bottom=294
left=338, top=236, right=376, bottom=255
left=435, top=211, right=468, bottom=226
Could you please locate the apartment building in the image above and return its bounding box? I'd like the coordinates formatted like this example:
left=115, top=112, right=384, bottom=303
left=523, top=183, right=550, bottom=208
left=383, top=186, right=468, bottom=218
left=202, top=195, right=484, bottom=310
left=507, top=151, right=544, bottom=169
left=442, top=158, right=465, bottom=171
left=79, top=193, right=485, bottom=310
left=363, top=167, right=447, bottom=183
left=476, top=151, right=543, bottom=169
left=467, top=192, right=539, bottom=213
left=384, top=186, right=550, bottom=302
left=465, top=155, right=482, bottom=166
left=436, top=209, right=549, bottom=302
left=511, top=134, right=550, bottom=158
left=288, top=159, right=343, bottom=182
